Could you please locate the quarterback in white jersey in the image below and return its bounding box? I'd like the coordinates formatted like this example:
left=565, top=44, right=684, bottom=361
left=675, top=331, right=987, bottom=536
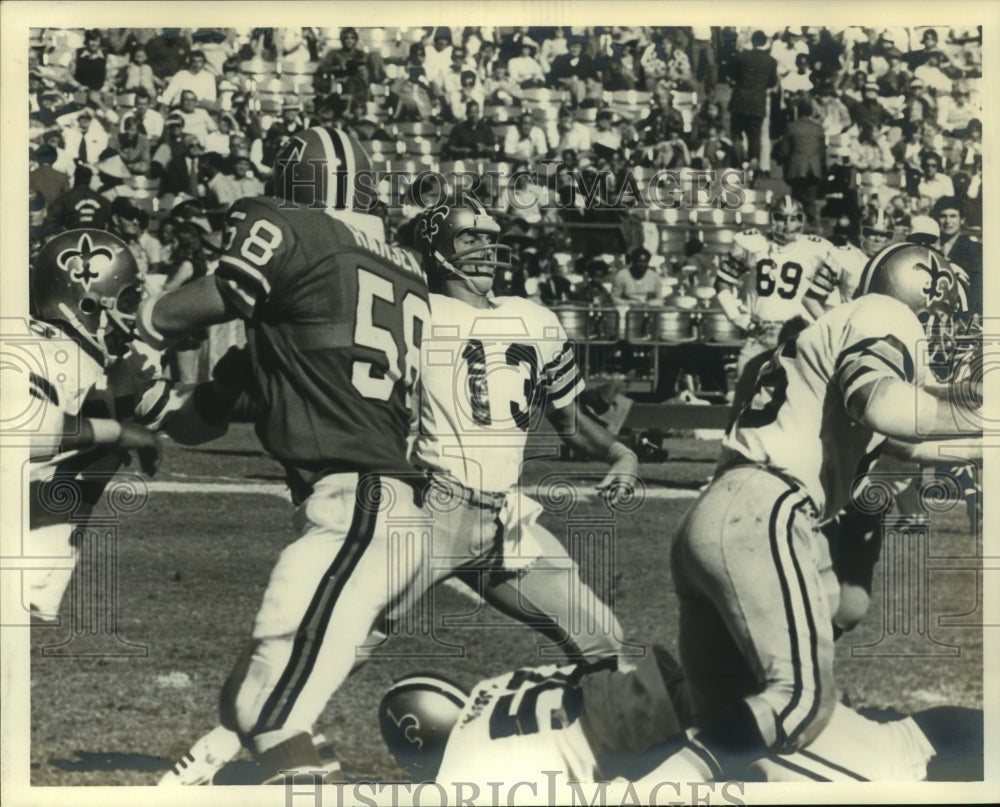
left=657, top=244, right=983, bottom=782
left=716, top=195, right=840, bottom=379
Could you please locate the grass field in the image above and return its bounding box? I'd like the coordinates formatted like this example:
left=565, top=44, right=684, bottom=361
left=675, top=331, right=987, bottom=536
left=27, top=425, right=983, bottom=786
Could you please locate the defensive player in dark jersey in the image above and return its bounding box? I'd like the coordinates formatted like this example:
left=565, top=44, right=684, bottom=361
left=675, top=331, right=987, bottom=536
left=138, top=126, right=434, bottom=783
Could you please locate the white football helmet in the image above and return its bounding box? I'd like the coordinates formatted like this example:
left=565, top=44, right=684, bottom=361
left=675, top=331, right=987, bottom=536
left=859, top=206, right=895, bottom=257
left=768, top=195, right=805, bottom=245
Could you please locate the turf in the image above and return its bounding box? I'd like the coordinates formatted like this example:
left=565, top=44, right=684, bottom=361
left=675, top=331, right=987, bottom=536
left=27, top=425, right=982, bottom=786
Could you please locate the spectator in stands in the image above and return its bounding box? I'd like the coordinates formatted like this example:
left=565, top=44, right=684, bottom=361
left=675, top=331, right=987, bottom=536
left=59, top=108, right=109, bottom=170
left=852, top=122, right=894, bottom=171
left=726, top=30, right=777, bottom=169
left=877, top=47, right=911, bottom=96
left=161, top=50, right=218, bottom=108
left=503, top=112, right=549, bottom=165
left=105, top=114, right=151, bottom=177
left=572, top=258, right=615, bottom=307
left=423, top=28, right=454, bottom=90
left=145, top=28, right=190, bottom=82
left=29, top=190, right=54, bottom=259
left=538, top=254, right=580, bottom=306
left=483, top=62, right=522, bottom=105
left=160, top=133, right=206, bottom=202
left=592, top=110, right=623, bottom=158
left=151, top=114, right=186, bottom=177
left=916, top=150, right=955, bottom=204
left=782, top=53, right=816, bottom=96
left=691, top=124, right=738, bottom=170
left=549, top=106, right=592, bottom=156
left=474, top=40, right=500, bottom=84
left=388, top=59, right=436, bottom=122
left=845, top=79, right=893, bottom=131
left=934, top=196, right=982, bottom=315
left=38, top=129, right=75, bottom=176
left=549, top=36, right=601, bottom=107
left=612, top=247, right=661, bottom=304
left=904, top=77, right=937, bottom=122
left=46, top=164, right=111, bottom=232
left=202, top=111, right=239, bottom=156
left=174, top=90, right=217, bottom=144
left=778, top=99, right=826, bottom=222
left=120, top=88, right=165, bottom=141
left=116, top=45, right=160, bottom=96
left=29, top=146, right=70, bottom=208
left=944, top=81, right=981, bottom=131
left=106, top=196, right=153, bottom=275
left=812, top=80, right=854, bottom=136
left=539, top=27, right=569, bottom=74
left=603, top=54, right=641, bottom=92
left=442, top=100, right=495, bottom=159
left=906, top=27, right=944, bottom=71
left=73, top=29, right=108, bottom=92
left=507, top=40, right=547, bottom=89
left=689, top=26, right=717, bottom=94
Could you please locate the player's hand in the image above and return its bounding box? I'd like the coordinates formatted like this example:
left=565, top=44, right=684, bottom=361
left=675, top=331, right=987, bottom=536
left=116, top=422, right=163, bottom=476
left=596, top=443, right=639, bottom=507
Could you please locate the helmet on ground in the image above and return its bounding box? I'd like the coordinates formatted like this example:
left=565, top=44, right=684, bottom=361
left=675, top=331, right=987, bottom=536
left=768, top=195, right=805, bottom=245
left=860, top=205, right=896, bottom=257
left=414, top=197, right=512, bottom=294
left=31, top=229, right=142, bottom=361
left=270, top=126, right=373, bottom=212
left=378, top=673, right=469, bottom=781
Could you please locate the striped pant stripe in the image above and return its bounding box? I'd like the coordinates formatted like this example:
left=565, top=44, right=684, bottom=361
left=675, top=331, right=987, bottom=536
left=253, top=475, right=383, bottom=735
left=768, top=486, right=822, bottom=749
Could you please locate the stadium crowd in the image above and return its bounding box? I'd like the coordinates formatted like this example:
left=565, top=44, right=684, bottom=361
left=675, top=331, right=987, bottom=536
left=28, top=25, right=984, bottom=393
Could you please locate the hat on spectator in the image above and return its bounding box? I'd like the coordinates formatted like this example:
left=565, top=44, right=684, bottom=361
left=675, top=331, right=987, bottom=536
left=34, top=144, right=58, bottom=164
left=907, top=214, right=940, bottom=244
left=29, top=190, right=46, bottom=211
left=77, top=107, right=93, bottom=119
left=111, top=196, right=144, bottom=222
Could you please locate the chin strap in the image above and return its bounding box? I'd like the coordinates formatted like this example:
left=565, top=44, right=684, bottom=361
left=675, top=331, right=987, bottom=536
left=435, top=250, right=492, bottom=297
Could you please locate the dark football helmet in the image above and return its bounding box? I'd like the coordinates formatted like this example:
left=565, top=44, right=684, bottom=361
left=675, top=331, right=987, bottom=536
left=378, top=673, right=469, bottom=781
left=768, top=195, right=805, bottom=245
left=31, top=229, right=142, bottom=361
left=271, top=125, right=373, bottom=212
left=859, top=205, right=895, bottom=257
left=414, top=197, right=512, bottom=294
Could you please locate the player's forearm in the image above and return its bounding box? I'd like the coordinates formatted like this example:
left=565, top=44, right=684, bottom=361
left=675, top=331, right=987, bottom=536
left=552, top=405, right=617, bottom=459
left=852, top=378, right=982, bottom=440
left=885, top=437, right=982, bottom=464
left=137, top=275, right=235, bottom=348
left=31, top=415, right=122, bottom=459
left=715, top=287, right=746, bottom=325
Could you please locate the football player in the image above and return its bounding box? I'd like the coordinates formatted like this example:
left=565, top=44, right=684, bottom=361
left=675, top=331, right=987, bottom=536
left=138, top=126, right=435, bottom=784
left=716, top=195, right=841, bottom=399
left=652, top=244, right=983, bottom=781
left=156, top=196, right=640, bottom=786
left=25, top=230, right=165, bottom=620
left=407, top=197, right=637, bottom=659
left=832, top=205, right=897, bottom=303
left=378, top=654, right=983, bottom=786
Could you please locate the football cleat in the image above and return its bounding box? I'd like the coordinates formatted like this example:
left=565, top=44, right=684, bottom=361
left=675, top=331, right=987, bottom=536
left=157, top=724, right=243, bottom=786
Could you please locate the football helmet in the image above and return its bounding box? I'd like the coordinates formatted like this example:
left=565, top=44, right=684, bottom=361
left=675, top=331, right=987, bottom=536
left=271, top=126, right=373, bottom=212
left=859, top=206, right=895, bottom=257
left=378, top=673, right=469, bottom=781
left=768, top=195, right=805, bottom=245
left=31, top=229, right=142, bottom=361
left=414, top=197, right=512, bottom=295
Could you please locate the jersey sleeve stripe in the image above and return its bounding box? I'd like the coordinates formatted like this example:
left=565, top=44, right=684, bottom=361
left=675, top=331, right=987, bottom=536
left=218, top=255, right=273, bottom=296
left=548, top=375, right=585, bottom=409
left=838, top=365, right=879, bottom=401
left=835, top=336, right=914, bottom=383
left=29, top=372, right=60, bottom=406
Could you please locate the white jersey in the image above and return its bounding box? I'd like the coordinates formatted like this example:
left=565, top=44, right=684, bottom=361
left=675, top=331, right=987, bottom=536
left=413, top=295, right=585, bottom=494
left=719, top=230, right=840, bottom=323
left=832, top=243, right=869, bottom=304
left=722, top=295, right=928, bottom=522
left=28, top=320, right=175, bottom=509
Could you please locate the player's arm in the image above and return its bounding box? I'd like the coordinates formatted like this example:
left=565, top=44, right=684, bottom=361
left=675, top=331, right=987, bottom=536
left=801, top=248, right=839, bottom=319
left=137, top=199, right=285, bottom=348
left=30, top=406, right=162, bottom=475
left=548, top=404, right=639, bottom=501
left=884, top=436, right=982, bottom=464
left=715, top=245, right=750, bottom=328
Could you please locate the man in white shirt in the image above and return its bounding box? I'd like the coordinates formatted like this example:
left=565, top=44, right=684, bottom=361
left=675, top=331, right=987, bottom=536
left=60, top=108, right=109, bottom=169
left=175, top=90, right=217, bottom=145
left=916, top=152, right=955, bottom=204
left=119, top=89, right=165, bottom=142
left=160, top=50, right=218, bottom=108
left=503, top=112, right=549, bottom=165
left=507, top=41, right=547, bottom=88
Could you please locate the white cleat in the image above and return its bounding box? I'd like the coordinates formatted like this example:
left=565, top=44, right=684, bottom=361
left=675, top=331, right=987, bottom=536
left=158, top=725, right=244, bottom=785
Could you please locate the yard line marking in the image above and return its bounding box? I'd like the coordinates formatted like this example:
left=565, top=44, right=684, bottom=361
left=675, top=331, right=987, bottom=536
left=148, top=480, right=699, bottom=501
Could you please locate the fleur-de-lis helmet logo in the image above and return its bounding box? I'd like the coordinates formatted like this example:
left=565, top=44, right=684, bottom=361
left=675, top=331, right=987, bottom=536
left=419, top=204, right=451, bottom=247
left=920, top=251, right=953, bottom=303
left=55, top=232, right=117, bottom=291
